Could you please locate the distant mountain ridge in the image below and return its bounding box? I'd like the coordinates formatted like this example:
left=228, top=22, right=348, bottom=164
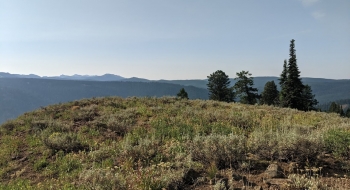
left=1, top=72, right=350, bottom=103
left=0, top=72, right=126, bottom=81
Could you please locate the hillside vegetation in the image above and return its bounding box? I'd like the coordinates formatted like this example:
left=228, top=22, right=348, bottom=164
left=1, top=97, right=350, bottom=189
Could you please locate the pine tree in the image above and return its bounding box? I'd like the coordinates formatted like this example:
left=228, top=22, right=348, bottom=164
left=207, top=70, right=235, bottom=102
left=284, top=39, right=304, bottom=110
left=261, top=81, right=279, bottom=106
left=279, top=39, right=318, bottom=111
left=177, top=88, right=188, bottom=99
left=234, top=70, right=259, bottom=105
left=279, top=60, right=288, bottom=107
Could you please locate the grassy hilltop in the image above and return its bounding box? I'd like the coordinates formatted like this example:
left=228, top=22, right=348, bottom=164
left=1, top=97, right=350, bottom=189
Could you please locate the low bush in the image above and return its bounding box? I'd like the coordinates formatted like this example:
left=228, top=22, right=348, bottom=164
left=118, top=136, right=162, bottom=167
left=0, top=120, right=22, bottom=134
left=79, top=168, right=126, bottom=190
left=34, top=159, right=49, bottom=171
left=248, top=127, right=324, bottom=163
left=287, top=174, right=328, bottom=190
left=42, top=132, right=87, bottom=153
left=189, top=134, right=246, bottom=169
left=325, top=129, right=350, bottom=158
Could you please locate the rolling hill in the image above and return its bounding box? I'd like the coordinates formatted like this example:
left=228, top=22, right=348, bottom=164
left=1, top=97, right=350, bottom=189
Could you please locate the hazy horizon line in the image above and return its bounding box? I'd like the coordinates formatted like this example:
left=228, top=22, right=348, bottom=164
left=1, top=71, right=349, bottom=81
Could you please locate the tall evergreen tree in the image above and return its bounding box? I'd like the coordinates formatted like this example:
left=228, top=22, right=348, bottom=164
left=234, top=70, right=259, bottom=105
left=284, top=39, right=304, bottom=110
left=261, top=81, right=279, bottom=106
left=176, top=88, right=188, bottom=99
left=279, top=39, right=318, bottom=111
left=207, top=70, right=235, bottom=102
left=279, top=60, right=288, bottom=107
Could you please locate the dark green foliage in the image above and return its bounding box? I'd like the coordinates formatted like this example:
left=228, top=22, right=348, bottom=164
left=234, top=71, right=259, bottom=105
left=284, top=39, right=304, bottom=109
left=279, top=39, right=318, bottom=111
left=177, top=88, right=189, bottom=99
left=346, top=109, right=350, bottom=118
left=207, top=70, right=235, bottom=102
left=279, top=60, right=288, bottom=107
left=328, top=102, right=344, bottom=116
left=260, top=81, right=279, bottom=105
left=300, top=84, right=318, bottom=111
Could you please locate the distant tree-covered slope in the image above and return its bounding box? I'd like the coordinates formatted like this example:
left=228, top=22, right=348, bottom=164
left=0, top=78, right=208, bottom=124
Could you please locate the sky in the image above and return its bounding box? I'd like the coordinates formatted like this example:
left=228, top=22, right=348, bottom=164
left=1, top=0, right=349, bottom=80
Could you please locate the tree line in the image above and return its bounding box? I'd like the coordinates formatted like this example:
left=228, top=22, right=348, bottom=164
left=322, top=101, right=350, bottom=118
left=177, top=39, right=320, bottom=112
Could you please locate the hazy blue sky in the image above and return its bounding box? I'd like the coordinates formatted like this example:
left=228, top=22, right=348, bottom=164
left=1, top=0, right=349, bottom=79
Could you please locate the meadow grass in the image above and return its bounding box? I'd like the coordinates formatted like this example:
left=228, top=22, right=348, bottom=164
left=1, top=96, right=350, bottom=189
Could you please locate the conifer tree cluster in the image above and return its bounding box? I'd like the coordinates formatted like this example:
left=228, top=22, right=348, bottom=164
left=206, top=39, right=318, bottom=111
left=206, top=70, right=259, bottom=104
left=328, top=102, right=344, bottom=116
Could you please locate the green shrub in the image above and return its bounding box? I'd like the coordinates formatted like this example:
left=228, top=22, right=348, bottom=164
left=153, top=120, right=195, bottom=141
left=79, top=168, right=126, bottom=190
left=90, top=108, right=139, bottom=136
left=30, top=120, right=51, bottom=133
left=126, top=165, right=185, bottom=190
left=73, top=105, right=99, bottom=122
left=287, top=174, right=328, bottom=190
left=189, top=134, right=246, bottom=169
left=248, top=127, right=324, bottom=163
left=34, top=159, right=49, bottom=171
left=119, top=137, right=162, bottom=167
left=325, top=129, right=350, bottom=158
left=42, top=132, right=87, bottom=153
left=0, top=120, right=22, bottom=134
